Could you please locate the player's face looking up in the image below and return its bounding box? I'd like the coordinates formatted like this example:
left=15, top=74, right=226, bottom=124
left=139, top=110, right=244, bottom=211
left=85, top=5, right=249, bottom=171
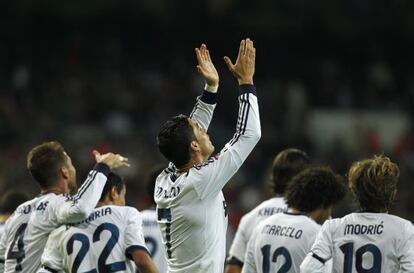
left=188, top=118, right=215, bottom=161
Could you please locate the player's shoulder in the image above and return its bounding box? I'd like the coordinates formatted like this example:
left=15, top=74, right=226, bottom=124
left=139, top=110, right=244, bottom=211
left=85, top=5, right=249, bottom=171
left=242, top=197, right=286, bottom=222
left=9, top=196, right=41, bottom=218
left=106, top=205, right=140, bottom=217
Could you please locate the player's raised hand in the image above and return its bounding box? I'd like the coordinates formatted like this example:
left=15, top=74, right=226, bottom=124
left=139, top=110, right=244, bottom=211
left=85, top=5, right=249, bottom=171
left=93, top=150, right=130, bottom=169
left=195, top=44, right=219, bottom=87
left=224, top=38, right=256, bottom=85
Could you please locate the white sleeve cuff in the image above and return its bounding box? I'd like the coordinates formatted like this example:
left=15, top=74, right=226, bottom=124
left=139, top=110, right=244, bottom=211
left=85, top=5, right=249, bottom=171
left=204, top=83, right=218, bottom=93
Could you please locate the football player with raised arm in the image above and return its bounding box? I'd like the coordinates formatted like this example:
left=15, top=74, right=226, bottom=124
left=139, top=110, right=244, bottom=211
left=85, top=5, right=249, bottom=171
left=226, top=149, right=310, bottom=273
left=0, top=141, right=129, bottom=273
left=242, top=166, right=347, bottom=273
left=300, top=155, right=414, bottom=273
left=141, top=166, right=168, bottom=273
left=155, top=38, right=261, bottom=273
left=37, top=172, right=158, bottom=273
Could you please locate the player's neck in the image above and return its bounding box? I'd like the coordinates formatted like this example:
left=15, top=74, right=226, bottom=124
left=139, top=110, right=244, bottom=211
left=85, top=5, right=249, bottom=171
left=287, top=207, right=305, bottom=215
left=41, top=185, right=66, bottom=195
left=177, top=154, right=204, bottom=174
left=97, top=201, right=114, bottom=207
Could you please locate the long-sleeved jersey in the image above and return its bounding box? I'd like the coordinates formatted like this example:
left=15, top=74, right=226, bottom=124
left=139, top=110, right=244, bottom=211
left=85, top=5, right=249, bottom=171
left=37, top=205, right=148, bottom=273
left=1, top=163, right=110, bottom=273
left=300, top=212, right=414, bottom=273
left=227, top=197, right=287, bottom=267
left=242, top=212, right=321, bottom=273
left=155, top=85, right=261, bottom=273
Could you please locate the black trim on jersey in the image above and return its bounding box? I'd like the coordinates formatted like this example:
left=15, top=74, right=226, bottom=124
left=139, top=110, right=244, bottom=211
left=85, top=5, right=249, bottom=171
left=125, top=245, right=151, bottom=259
left=73, top=170, right=98, bottom=202
left=284, top=211, right=308, bottom=216
left=93, top=163, right=110, bottom=176
left=40, top=265, right=58, bottom=273
left=0, top=258, right=4, bottom=263
left=239, top=84, right=256, bottom=96
left=228, top=94, right=246, bottom=146
left=200, top=90, right=217, bottom=105
left=311, top=252, right=326, bottom=264
left=226, top=256, right=244, bottom=267
left=230, top=94, right=251, bottom=146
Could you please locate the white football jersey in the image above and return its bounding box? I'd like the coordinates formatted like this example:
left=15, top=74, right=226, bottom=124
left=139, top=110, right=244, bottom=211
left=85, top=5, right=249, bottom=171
left=300, top=212, right=414, bottom=273
left=141, top=209, right=167, bottom=273
left=5, top=164, right=110, bottom=273
left=155, top=85, right=261, bottom=273
left=228, top=197, right=287, bottom=265
left=0, top=221, right=5, bottom=272
left=242, top=212, right=320, bottom=273
left=0, top=197, right=42, bottom=273
left=38, top=205, right=148, bottom=273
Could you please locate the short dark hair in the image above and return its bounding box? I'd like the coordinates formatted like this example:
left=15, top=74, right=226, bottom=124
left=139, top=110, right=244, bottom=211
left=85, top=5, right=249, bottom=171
left=285, top=166, right=347, bottom=212
left=100, top=172, right=125, bottom=202
left=27, top=141, right=67, bottom=189
left=348, top=155, right=399, bottom=212
left=157, top=114, right=195, bottom=167
left=0, top=191, right=29, bottom=215
left=271, top=148, right=310, bottom=195
left=145, top=165, right=165, bottom=206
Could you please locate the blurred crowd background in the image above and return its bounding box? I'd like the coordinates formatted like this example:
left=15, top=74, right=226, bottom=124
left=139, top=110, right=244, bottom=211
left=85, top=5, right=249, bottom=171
left=1, top=0, right=414, bottom=240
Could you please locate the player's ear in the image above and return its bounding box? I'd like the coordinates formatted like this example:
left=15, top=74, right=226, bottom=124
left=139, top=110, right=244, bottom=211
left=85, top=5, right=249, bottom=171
left=189, top=141, right=199, bottom=153
left=60, top=166, right=69, bottom=179
left=110, top=186, right=118, bottom=201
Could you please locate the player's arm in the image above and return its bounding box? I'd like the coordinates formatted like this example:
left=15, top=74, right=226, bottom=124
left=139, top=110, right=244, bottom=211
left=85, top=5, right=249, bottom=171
left=55, top=151, right=129, bottom=224
left=240, top=229, right=259, bottom=273
left=398, top=222, right=414, bottom=272
left=300, top=221, right=332, bottom=273
left=131, top=251, right=158, bottom=273
left=37, top=227, right=66, bottom=273
left=225, top=214, right=251, bottom=273
left=192, top=39, right=261, bottom=200
left=189, top=44, right=220, bottom=130
left=125, top=208, right=158, bottom=273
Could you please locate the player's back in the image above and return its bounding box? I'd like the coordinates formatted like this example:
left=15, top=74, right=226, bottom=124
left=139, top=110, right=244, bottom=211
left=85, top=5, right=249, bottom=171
left=42, top=205, right=148, bottom=273
left=155, top=166, right=228, bottom=273
left=228, top=197, right=287, bottom=264
left=244, top=212, right=320, bottom=273
left=141, top=209, right=168, bottom=273
left=2, top=197, right=41, bottom=273
left=313, top=212, right=414, bottom=273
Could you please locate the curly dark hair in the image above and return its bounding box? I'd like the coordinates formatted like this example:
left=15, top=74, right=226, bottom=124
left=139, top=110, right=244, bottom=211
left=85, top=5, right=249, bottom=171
left=348, top=155, right=399, bottom=212
left=157, top=114, right=196, bottom=167
left=271, top=148, right=310, bottom=195
left=285, top=166, right=347, bottom=212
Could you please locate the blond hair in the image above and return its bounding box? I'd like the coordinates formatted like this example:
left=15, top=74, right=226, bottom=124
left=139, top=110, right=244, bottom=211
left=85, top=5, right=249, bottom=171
left=348, top=155, right=399, bottom=212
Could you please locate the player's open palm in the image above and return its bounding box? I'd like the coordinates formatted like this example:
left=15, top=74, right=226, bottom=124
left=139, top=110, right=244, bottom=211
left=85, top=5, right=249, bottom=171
left=195, top=44, right=219, bottom=87
left=224, top=38, right=256, bottom=85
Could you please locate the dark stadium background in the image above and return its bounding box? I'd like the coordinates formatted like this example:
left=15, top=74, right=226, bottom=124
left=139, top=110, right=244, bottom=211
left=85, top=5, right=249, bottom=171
left=1, top=0, right=414, bottom=243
